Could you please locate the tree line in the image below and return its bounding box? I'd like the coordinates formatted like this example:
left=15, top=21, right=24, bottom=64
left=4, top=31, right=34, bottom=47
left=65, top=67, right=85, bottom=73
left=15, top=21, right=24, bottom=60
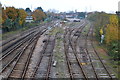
left=1, top=6, right=46, bottom=32
left=87, top=12, right=120, bottom=61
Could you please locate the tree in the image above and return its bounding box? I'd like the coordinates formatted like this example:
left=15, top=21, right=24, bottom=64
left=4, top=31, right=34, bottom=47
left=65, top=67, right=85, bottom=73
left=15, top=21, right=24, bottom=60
left=25, top=8, right=31, bottom=12
left=108, top=41, right=120, bottom=60
left=2, top=8, right=7, bottom=25
left=3, top=18, right=12, bottom=31
left=2, top=7, right=27, bottom=32
left=5, top=7, right=18, bottom=21
left=37, top=7, right=43, bottom=11
left=88, top=12, right=120, bottom=61
left=87, top=12, right=109, bottom=41
left=18, top=9, right=27, bottom=25
left=105, top=15, right=119, bottom=44
left=32, top=9, right=46, bottom=22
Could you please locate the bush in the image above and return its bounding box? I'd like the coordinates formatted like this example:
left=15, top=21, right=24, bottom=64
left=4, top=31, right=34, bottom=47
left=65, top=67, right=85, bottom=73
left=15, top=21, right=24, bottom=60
left=108, top=40, right=120, bottom=61
left=113, top=65, right=117, bottom=68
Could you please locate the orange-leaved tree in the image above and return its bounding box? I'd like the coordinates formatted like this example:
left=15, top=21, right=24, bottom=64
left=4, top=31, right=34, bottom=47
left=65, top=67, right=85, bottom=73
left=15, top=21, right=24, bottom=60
left=5, top=7, right=18, bottom=21
left=32, top=9, right=46, bottom=22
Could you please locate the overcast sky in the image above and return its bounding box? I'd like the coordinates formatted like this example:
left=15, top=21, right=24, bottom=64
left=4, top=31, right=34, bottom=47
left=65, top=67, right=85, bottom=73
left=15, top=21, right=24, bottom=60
left=0, top=0, right=119, bottom=13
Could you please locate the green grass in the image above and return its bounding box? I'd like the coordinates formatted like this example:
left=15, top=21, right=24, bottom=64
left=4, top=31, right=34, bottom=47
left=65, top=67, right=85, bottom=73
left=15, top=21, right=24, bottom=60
left=50, top=26, right=66, bottom=77
left=55, top=38, right=65, bottom=77
left=1, top=22, right=44, bottom=40
left=49, top=27, right=64, bottom=36
left=2, top=26, right=29, bottom=40
left=81, top=22, right=90, bottom=35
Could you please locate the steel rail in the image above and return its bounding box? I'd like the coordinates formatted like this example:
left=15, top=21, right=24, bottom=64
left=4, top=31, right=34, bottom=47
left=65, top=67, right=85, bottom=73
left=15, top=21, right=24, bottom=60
left=90, top=26, right=113, bottom=79
left=6, top=30, right=45, bottom=79
left=30, top=35, right=51, bottom=79
left=69, top=24, right=88, bottom=80
left=0, top=29, right=47, bottom=73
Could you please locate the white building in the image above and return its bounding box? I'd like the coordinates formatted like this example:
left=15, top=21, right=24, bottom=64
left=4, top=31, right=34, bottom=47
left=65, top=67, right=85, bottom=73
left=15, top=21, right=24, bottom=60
left=25, top=16, right=33, bottom=23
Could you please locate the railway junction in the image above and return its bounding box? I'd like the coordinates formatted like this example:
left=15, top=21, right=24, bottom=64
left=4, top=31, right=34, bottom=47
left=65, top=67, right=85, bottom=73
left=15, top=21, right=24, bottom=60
left=0, top=19, right=118, bottom=80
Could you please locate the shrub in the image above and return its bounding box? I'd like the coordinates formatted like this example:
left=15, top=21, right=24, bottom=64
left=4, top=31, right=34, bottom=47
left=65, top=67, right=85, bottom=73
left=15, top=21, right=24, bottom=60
left=108, top=40, right=120, bottom=61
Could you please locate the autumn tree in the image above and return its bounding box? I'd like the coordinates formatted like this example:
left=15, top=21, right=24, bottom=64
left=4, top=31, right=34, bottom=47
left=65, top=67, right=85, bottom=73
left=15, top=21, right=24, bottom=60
left=5, top=7, right=18, bottom=21
left=2, top=7, right=27, bottom=32
left=32, top=9, right=46, bottom=22
left=105, top=15, right=119, bottom=44
left=18, top=9, right=27, bottom=26
left=104, top=15, right=119, bottom=60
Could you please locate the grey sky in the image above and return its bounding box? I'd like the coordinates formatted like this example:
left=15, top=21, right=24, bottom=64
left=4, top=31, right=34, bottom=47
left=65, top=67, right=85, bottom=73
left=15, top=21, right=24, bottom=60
left=0, top=0, right=119, bottom=13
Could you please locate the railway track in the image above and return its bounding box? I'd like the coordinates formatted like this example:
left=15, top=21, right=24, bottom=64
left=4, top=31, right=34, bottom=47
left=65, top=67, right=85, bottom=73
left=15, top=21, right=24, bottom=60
left=0, top=28, right=47, bottom=78
left=1, top=31, right=35, bottom=58
left=1, top=27, right=46, bottom=57
left=73, top=22, right=116, bottom=79
left=75, top=24, right=100, bottom=79
left=0, top=20, right=117, bottom=79
left=86, top=25, right=116, bottom=79
left=73, top=24, right=100, bottom=79
left=0, top=22, right=58, bottom=79
left=7, top=35, right=39, bottom=78
left=29, top=35, right=56, bottom=79
left=63, top=21, right=88, bottom=79
left=64, top=30, right=75, bottom=79
left=65, top=20, right=116, bottom=79
left=1, top=26, right=41, bottom=52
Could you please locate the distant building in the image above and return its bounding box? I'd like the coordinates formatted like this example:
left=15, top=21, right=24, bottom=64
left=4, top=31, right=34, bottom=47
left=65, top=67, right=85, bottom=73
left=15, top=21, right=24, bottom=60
left=57, top=12, right=66, bottom=19
left=25, top=8, right=34, bottom=23
left=65, top=13, right=74, bottom=18
left=66, top=18, right=80, bottom=22
left=25, top=16, right=33, bottom=23
left=65, top=12, right=80, bottom=22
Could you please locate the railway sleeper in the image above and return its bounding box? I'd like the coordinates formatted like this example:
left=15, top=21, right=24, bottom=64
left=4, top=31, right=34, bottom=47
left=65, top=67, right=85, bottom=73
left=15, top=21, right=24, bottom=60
left=99, top=73, right=116, bottom=77
left=98, top=74, right=114, bottom=78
